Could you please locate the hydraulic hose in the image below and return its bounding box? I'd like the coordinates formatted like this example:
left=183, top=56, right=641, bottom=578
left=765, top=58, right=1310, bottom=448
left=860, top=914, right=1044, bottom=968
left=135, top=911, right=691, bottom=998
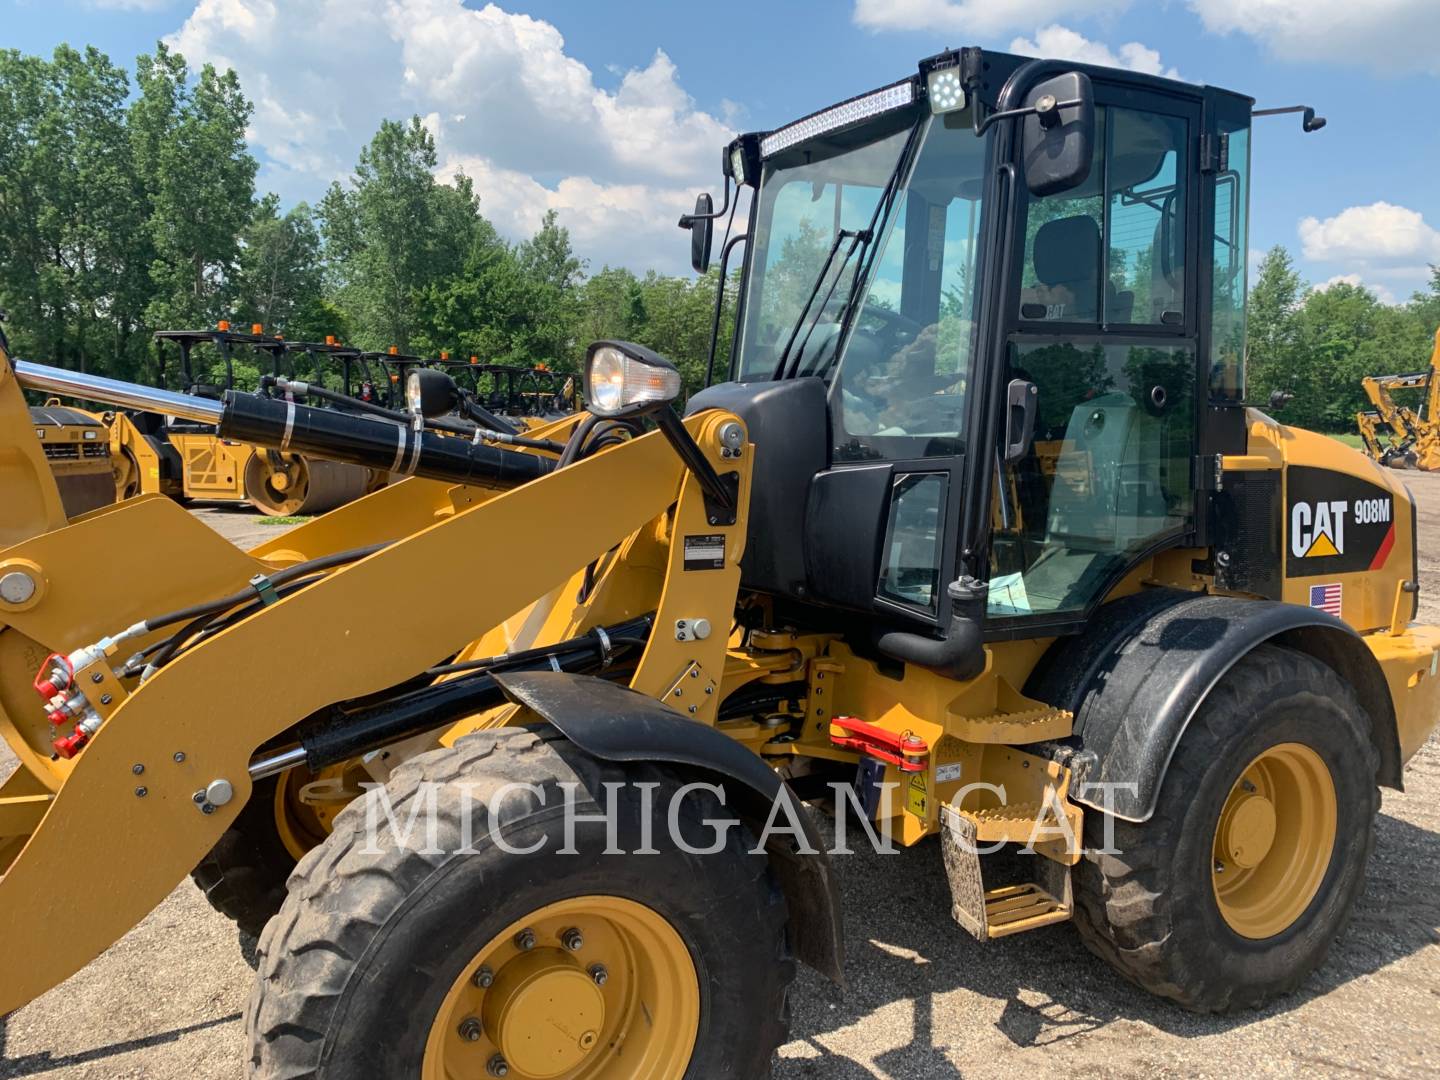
left=257, top=614, right=655, bottom=774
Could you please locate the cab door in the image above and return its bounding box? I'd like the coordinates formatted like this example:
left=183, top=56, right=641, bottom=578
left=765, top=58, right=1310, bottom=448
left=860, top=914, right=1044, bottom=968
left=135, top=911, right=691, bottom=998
left=988, top=86, right=1202, bottom=631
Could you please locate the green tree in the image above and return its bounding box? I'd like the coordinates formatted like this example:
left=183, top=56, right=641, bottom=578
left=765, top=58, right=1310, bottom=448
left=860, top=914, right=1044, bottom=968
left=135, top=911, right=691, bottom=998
left=0, top=46, right=150, bottom=376
left=235, top=195, right=326, bottom=339
left=1245, top=245, right=1305, bottom=410
left=132, top=43, right=257, bottom=331
left=513, top=210, right=583, bottom=367
left=320, top=116, right=464, bottom=351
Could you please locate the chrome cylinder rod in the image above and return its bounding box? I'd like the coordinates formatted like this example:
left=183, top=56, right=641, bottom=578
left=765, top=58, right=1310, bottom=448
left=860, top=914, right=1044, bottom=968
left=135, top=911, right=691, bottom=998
left=12, top=360, right=224, bottom=425
left=247, top=744, right=308, bottom=781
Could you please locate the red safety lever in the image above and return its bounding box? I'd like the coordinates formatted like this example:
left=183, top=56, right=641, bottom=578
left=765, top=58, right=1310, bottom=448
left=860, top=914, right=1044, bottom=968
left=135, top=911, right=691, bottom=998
left=829, top=716, right=929, bottom=772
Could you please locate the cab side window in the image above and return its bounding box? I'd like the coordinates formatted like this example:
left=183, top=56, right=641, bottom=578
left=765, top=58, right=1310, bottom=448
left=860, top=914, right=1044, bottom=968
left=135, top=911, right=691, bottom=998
left=1017, top=106, right=1189, bottom=327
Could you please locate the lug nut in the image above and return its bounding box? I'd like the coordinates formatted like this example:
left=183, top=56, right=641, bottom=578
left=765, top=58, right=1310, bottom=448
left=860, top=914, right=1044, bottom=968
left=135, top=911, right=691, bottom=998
left=91, top=672, right=104, bottom=684
left=472, top=966, right=494, bottom=989
left=132, top=763, right=144, bottom=775
left=589, top=963, right=608, bottom=986
left=488, top=1053, right=510, bottom=1077
left=173, top=752, right=186, bottom=763
left=514, top=928, right=536, bottom=951
left=458, top=1017, right=482, bottom=1042
left=561, top=928, right=584, bottom=952
left=134, top=786, right=147, bottom=798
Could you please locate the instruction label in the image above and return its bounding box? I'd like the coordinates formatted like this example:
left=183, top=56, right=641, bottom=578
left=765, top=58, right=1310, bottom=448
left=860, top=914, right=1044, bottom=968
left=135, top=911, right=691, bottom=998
left=683, top=534, right=726, bottom=571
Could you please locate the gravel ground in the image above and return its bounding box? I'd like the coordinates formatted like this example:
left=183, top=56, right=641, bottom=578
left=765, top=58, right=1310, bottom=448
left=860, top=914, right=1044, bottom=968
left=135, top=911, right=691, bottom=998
left=3, top=478, right=1440, bottom=1079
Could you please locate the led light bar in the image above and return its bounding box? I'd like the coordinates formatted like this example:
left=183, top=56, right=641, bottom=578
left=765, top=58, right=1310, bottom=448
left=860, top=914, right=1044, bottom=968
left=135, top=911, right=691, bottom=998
left=760, top=80, right=916, bottom=158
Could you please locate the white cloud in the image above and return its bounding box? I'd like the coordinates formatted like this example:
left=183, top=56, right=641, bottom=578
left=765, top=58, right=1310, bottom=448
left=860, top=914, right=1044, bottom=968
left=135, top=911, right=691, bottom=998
left=853, top=0, right=1128, bottom=36
left=1299, top=203, right=1440, bottom=265
left=1008, top=25, right=1179, bottom=79
left=168, top=0, right=735, bottom=273
left=855, top=0, right=1440, bottom=74
left=1189, top=0, right=1440, bottom=74
left=1319, top=273, right=1397, bottom=306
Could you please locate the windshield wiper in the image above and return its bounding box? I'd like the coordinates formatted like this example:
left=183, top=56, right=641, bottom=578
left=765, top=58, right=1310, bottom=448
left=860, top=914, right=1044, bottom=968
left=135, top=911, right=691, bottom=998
left=772, top=228, right=873, bottom=380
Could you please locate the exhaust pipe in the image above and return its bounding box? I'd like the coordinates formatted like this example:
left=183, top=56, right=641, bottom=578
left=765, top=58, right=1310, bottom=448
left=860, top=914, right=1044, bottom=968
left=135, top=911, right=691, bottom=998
left=13, top=360, right=554, bottom=491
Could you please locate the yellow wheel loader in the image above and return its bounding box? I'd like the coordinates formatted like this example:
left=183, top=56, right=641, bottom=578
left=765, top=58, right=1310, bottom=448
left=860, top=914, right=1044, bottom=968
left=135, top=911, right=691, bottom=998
left=2, top=47, right=1440, bottom=1079
left=1356, top=327, right=1440, bottom=470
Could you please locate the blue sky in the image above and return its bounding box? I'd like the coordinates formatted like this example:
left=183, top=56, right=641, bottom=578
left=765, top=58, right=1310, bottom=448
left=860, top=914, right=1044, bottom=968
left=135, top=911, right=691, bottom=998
left=8, top=0, right=1440, bottom=301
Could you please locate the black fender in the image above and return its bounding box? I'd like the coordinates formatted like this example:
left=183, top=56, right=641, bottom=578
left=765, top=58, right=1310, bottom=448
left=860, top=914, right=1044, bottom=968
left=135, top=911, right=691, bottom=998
left=1026, top=590, right=1403, bottom=823
left=493, top=670, right=845, bottom=985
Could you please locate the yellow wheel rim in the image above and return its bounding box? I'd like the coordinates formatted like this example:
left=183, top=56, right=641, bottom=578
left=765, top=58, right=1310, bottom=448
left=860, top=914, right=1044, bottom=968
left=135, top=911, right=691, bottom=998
left=422, top=896, right=699, bottom=1080
left=271, top=765, right=349, bottom=862
left=1211, top=742, right=1337, bottom=939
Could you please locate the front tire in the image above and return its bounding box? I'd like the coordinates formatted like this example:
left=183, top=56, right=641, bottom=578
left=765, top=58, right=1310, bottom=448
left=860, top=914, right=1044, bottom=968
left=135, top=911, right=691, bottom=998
left=246, top=728, right=794, bottom=1078
left=1073, top=644, right=1379, bottom=1012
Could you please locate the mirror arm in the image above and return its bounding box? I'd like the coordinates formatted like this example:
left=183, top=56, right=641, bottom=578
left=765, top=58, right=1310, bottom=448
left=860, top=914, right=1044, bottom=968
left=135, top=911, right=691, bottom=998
left=974, top=97, right=1082, bottom=137
left=678, top=175, right=733, bottom=229
left=1253, top=105, right=1327, bottom=133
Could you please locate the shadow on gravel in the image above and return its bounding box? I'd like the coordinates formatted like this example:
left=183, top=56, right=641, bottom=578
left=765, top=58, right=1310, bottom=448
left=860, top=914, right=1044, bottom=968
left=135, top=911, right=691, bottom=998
left=779, top=809, right=1440, bottom=1077
left=0, top=1013, right=240, bottom=1078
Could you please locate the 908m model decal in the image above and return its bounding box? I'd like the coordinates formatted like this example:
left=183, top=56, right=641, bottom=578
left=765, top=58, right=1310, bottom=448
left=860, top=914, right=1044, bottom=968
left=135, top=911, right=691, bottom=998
left=1286, top=466, right=1396, bottom=578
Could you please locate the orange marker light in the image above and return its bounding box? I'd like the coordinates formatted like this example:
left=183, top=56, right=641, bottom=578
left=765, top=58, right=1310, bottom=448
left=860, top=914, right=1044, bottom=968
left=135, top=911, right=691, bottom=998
left=388, top=346, right=399, bottom=356
left=217, top=320, right=230, bottom=331
left=469, top=355, right=479, bottom=364
left=389, top=373, right=400, bottom=383
left=251, top=323, right=263, bottom=335
left=325, top=335, right=336, bottom=345
left=440, top=350, right=450, bottom=361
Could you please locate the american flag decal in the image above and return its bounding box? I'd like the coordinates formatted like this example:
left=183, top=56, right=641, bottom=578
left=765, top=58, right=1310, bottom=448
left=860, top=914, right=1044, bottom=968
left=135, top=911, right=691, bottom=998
left=1309, top=582, right=1343, bottom=617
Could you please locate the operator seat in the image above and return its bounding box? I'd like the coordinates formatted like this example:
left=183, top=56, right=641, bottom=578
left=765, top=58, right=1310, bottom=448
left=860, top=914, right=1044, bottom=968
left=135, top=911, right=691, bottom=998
left=1024, top=215, right=1135, bottom=324
left=1026, top=216, right=1102, bottom=322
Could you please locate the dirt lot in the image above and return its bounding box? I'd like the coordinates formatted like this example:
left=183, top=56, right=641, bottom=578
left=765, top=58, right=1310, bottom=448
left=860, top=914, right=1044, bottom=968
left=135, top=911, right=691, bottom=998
left=3, top=483, right=1440, bottom=1079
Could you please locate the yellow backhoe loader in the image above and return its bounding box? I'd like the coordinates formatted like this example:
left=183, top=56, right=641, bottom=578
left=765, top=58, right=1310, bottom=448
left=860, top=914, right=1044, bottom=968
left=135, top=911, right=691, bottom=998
left=1356, top=327, right=1440, bottom=470
left=2, top=47, right=1438, bottom=1080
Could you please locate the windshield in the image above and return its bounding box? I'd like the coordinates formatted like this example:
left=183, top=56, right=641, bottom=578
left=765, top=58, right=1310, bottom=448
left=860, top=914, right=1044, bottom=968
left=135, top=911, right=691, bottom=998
left=736, top=106, right=991, bottom=461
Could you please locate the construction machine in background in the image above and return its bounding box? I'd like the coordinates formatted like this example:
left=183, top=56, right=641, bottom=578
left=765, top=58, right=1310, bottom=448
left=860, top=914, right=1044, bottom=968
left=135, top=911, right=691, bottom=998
left=2, top=46, right=1439, bottom=1080
left=99, top=324, right=386, bottom=515
left=1356, top=327, right=1440, bottom=470
left=28, top=400, right=115, bottom=516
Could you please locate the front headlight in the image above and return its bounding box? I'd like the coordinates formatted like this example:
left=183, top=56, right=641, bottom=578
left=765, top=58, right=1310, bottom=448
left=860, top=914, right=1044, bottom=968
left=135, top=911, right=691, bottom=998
left=404, top=371, right=424, bottom=415
left=585, top=342, right=681, bottom=418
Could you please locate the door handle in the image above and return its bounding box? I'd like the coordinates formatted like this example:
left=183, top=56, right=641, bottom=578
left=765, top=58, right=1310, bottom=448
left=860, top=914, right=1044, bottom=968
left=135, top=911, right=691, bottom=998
left=1004, top=379, right=1038, bottom=463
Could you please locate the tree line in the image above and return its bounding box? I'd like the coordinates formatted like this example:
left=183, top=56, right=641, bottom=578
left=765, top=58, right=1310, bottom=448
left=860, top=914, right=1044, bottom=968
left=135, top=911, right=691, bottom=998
left=3, top=43, right=1437, bottom=428
left=0, top=43, right=733, bottom=396
left=1247, top=248, right=1440, bottom=432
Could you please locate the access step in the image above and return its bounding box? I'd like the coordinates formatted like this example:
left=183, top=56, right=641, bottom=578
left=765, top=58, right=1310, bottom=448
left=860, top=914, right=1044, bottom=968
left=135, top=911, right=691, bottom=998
left=940, top=803, right=1074, bottom=940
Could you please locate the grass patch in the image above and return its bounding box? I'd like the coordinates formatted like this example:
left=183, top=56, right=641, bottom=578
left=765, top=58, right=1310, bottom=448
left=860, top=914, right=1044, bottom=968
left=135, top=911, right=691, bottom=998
left=258, top=515, right=313, bottom=525
left=1328, top=432, right=1365, bottom=450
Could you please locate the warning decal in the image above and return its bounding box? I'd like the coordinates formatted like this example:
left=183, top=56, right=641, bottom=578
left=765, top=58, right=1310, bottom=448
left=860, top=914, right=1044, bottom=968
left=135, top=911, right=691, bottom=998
left=683, top=534, right=726, bottom=571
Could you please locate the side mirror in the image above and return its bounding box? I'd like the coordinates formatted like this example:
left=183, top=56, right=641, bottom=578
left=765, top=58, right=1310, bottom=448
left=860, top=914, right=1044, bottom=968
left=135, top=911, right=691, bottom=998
left=1021, top=72, right=1095, bottom=197
left=405, top=368, right=460, bottom=419
left=687, top=193, right=714, bottom=274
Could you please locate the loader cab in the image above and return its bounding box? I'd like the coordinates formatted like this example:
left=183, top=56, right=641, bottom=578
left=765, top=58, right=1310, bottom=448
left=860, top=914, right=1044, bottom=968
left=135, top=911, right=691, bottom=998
left=360, top=350, right=425, bottom=411
left=696, top=48, right=1255, bottom=647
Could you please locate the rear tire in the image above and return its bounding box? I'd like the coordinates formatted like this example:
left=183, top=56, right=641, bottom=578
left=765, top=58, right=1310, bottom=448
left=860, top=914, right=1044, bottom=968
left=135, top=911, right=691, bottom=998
left=1072, top=645, right=1378, bottom=1012
left=191, top=774, right=295, bottom=939
left=246, top=728, right=794, bottom=1079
